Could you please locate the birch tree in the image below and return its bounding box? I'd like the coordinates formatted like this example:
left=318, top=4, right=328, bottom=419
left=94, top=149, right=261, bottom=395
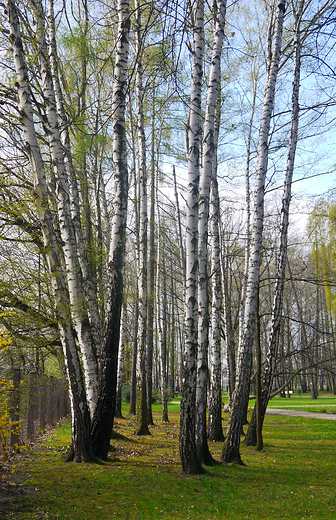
left=91, top=0, right=130, bottom=459
left=146, top=89, right=156, bottom=426
left=135, top=0, right=150, bottom=436
left=195, top=0, right=226, bottom=465
left=156, top=206, right=169, bottom=423
left=222, top=0, right=286, bottom=465
left=115, top=301, right=127, bottom=418
left=179, top=0, right=205, bottom=476
left=208, top=105, right=224, bottom=442
left=47, top=0, right=102, bottom=356
left=245, top=0, right=304, bottom=448
left=6, top=0, right=94, bottom=461
left=30, top=0, right=99, bottom=418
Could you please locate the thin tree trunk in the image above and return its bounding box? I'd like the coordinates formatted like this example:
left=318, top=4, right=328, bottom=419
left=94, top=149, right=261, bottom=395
left=255, top=289, right=263, bottom=451
left=222, top=0, right=286, bottom=464
left=135, top=0, right=150, bottom=436
left=208, top=119, right=224, bottom=441
left=239, top=67, right=258, bottom=345
left=156, top=212, right=169, bottom=423
left=173, top=165, right=186, bottom=279
left=146, top=86, right=156, bottom=426
left=219, top=222, right=236, bottom=407
left=170, top=262, right=176, bottom=397
left=129, top=296, right=139, bottom=415
left=10, top=367, right=21, bottom=449
left=129, top=113, right=139, bottom=417
left=115, top=301, right=127, bottom=418
left=179, top=0, right=205, bottom=476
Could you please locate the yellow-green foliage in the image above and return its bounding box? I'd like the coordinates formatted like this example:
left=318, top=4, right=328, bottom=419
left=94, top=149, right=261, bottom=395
left=0, top=327, right=15, bottom=460
left=308, top=200, right=336, bottom=316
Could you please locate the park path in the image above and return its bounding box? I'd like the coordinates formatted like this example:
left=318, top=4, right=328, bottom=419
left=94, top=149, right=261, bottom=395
left=266, top=408, right=336, bottom=420
left=168, top=401, right=336, bottom=420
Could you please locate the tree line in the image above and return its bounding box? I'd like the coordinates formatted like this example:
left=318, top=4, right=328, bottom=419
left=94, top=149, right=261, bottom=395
left=0, top=0, right=336, bottom=473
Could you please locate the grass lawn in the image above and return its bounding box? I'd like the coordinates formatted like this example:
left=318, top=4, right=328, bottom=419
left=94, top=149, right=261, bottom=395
left=2, top=400, right=336, bottom=520
left=258, top=392, right=336, bottom=414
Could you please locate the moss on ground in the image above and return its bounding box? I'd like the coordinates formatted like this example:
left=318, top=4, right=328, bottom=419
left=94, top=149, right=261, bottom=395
left=3, top=400, right=336, bottom=520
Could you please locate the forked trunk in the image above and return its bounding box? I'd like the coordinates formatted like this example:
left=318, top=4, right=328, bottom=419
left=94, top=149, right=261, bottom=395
left=91, top=0, right=130, bottom=459
left=222, top=0, right=286, bottom=465
left=196, top=0, right=226, bottom=466
left=30, top=0, right=99, bottom=418
left=7, top=0, right=94, bottom=462
left=245, top=0, right=303, bottom=447
left=47, top=0, right=102, bottom=356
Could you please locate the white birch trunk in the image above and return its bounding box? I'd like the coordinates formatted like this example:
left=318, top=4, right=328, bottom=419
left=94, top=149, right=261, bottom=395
left=46, top=0, right=102, bottom=356
left=29, top=0, right=98, bottom=418
left=208, top=129, right=224, bottom=441
left=173, top=165, right=186, bottom=279
left=196, top=0, right=226, bottom=464
left=245, top=0, right=304, bottom=446
left=128, top=110, right=139, bottom=416
left=7, top=0, right=93, bottom=461
left=172, top=164, right=186, bottom=380
left=156, top=205, right=169, bottom=422
left=135, top=0, right=149, bottom=435
left=115, top=301, right=127, bottom=417
left=219, top=220, right=236, bottom=408
left=262, top=0, right=302, bottom=408
left=239, top=75, right=258, bottom=345
left=179, top=0, right=204, bottom=475
left=222, top=0, right=286, bottom=464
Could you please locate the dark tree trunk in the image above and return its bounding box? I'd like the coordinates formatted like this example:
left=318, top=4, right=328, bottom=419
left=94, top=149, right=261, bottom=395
left=10, top=367, right=21, bottom=449
left=146, top=84, right=156, bottom=426
left=91, top=263, right=124, bottom=459
left=255, top=289, right=263, bottom=451
left=161, top=254, right=169, bottom=423
left=39, top=375, right=47, bottom=431
left=27, top=373, right=38, bottom=441
left=129, top=296, right=139, bottom=415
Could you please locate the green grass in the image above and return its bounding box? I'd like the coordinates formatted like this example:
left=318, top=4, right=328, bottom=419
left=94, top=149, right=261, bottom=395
left=3, top=400, right=336, bottom=520
left=218, top=392, right=336, bottom=413
left=261, top=393, right=336, bottom=413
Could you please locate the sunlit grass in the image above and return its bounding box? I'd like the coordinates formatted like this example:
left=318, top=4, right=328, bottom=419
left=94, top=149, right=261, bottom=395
left=260, top=392, right=336, bottom=413
left=3, top=397, right=336, bottom=519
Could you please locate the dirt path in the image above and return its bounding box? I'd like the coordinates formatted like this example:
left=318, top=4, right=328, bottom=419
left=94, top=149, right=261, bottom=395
left=266, top=408, right=336, bottom=420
